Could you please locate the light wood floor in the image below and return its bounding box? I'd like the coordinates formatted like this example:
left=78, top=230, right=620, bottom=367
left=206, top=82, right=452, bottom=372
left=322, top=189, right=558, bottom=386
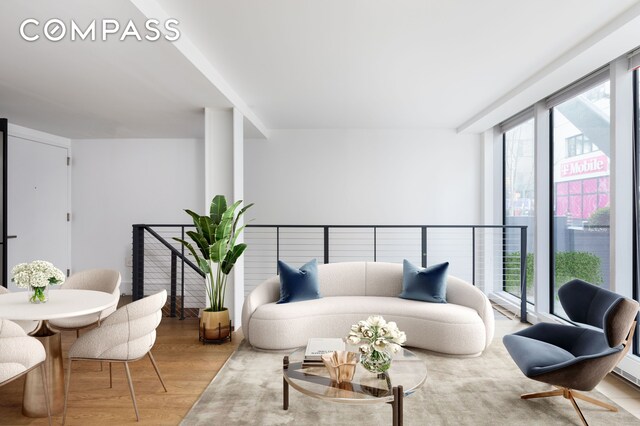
left=0, top=316, right=240, bottom=425
left=2, top=312, right=640, bottom=425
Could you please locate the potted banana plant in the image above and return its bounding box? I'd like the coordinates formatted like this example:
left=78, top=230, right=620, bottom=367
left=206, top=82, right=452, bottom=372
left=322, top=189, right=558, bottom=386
left=175, top=195, right=253, bottom=341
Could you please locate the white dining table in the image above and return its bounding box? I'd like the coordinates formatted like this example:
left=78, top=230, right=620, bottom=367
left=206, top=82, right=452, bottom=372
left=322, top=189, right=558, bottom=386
left=0, top=288, right=118, bottom=417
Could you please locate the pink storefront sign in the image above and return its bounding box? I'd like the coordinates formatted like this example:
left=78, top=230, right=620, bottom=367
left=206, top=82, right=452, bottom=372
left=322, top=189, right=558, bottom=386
left=560, top=154, right=608, bottom=179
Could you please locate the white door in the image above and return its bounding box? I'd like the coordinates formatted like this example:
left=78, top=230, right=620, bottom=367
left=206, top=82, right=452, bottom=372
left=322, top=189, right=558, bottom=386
left=7, top=136, right=69, bottom=290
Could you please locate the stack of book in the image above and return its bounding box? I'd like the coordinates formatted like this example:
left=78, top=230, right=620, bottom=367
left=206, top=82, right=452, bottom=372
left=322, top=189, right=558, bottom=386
left=303, top=338, right=345, bottom=367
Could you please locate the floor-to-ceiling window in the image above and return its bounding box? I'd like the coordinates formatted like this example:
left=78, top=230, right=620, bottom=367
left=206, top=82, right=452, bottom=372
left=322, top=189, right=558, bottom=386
left=503, top=117, right=535, bottom=303
left=551, top=78, right=611, bottom=317
left=634, top=69, right=639, bottom=355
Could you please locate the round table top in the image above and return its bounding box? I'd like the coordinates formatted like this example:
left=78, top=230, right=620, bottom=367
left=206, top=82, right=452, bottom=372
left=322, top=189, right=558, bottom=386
left=0, top=289, right=117, bottom=320
left=283, top=346, right=427, bottom=404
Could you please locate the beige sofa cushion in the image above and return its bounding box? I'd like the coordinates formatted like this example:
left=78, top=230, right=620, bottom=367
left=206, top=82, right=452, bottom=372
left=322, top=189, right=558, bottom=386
left=249, top=296, right=487, bottom=355
left=364, top=262, right=403, bottom=296
left=317, top=262, right=366, bottom=296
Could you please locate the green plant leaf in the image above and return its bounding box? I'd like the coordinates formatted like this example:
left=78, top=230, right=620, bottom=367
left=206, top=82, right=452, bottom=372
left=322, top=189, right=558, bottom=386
left=216, top=217, right=233, bottom=241
left=209, top=238, right=229, bottom=263
left=198, top=216, right=215, bottom=244
left=232, top=202, right=254, bottom=231
left=172, top=237, right=203, bottom=272
left=222, top=200, right=243, bottom=222
left=185, top=209, right=203, bottom=234
left=221, top=243, right=247, bottom=275
left=186, top=231, right=210, bottom=259
left=198, top=258, right=211, bottom=274
left=229, top=223, right=248, bottom=249
left=210, top=195, right=227, bottom=225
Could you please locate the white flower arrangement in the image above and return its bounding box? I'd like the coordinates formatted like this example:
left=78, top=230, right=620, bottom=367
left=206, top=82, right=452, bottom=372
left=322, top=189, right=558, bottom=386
left=347, top=315, right=407, bottom=356
left=11, top=260, right=65, bottom=288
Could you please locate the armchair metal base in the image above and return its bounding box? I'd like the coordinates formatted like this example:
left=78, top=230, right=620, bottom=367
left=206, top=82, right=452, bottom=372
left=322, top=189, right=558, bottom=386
left=521, top=386, right=616, bottom=426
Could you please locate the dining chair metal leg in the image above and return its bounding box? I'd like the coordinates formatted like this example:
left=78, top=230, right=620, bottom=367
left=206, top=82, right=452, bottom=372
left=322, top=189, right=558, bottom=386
left=109, top=362, right=113, bottom=388
left=148, top=352, right=167, bottom=392
left=124, top=362, right=140, bottom=421
left=40, top=363, right=52, bottom=426
left=63, top=359, right=73, bottom=425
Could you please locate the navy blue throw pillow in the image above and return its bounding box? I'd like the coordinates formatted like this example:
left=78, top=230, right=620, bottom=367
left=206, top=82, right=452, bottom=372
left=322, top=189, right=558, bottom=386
left=276, top=259, right=321, bottom=304
left=399, top=259, right=448, bottom=303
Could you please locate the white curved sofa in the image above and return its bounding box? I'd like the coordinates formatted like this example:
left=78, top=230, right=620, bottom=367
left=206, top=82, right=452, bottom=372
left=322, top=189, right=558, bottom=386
left=242, top=261, right=495, bottom=356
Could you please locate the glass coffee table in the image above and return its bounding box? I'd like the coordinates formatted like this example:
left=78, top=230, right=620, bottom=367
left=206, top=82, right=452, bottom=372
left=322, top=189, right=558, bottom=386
left=282, top=347, right=427, bottom=426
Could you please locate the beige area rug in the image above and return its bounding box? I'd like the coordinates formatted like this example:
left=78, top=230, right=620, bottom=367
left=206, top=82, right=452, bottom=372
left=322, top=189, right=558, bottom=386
left=182, top=320, right=639, bottom=426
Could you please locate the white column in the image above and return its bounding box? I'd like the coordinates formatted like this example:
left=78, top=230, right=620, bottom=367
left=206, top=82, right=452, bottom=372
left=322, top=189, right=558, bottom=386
left=204, top=107, right=246, bottom=328
left=609, top=57, right=634, bottom=298
left=533, top=101, right=550, bottom=316
left=204, top=108, right=233, bottom=205
left=232, top=108, right=245, bottom=330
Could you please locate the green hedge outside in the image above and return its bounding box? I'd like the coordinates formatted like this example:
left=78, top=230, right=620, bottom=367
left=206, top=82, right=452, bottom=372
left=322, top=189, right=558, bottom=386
left=504, top=251, right=602, bottom=296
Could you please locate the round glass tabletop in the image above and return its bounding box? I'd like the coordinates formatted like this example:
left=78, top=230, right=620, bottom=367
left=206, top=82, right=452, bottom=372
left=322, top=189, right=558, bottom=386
left=283, top=346, right=427, bottom=404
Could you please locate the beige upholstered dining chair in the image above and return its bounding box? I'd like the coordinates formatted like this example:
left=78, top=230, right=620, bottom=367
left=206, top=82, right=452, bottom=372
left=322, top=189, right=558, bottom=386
left=63, top=290, right=168, bottom=423
left=49, top=269, right=121, bottom=336
left=0, top=318, right=51, bottom=426
left=0, top=286, right=39, bottom=334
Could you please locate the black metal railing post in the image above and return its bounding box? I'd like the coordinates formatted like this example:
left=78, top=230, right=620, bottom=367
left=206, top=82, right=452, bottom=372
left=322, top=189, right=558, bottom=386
left=472, top=227, right=476, bottom=285
left=170, top=252, right=177, bottom=317
left=180, top=226, right=185, bottom=320
left=276, top=226, right=280, bottom=273
left=132, top=225, right=145, bottom=301
left=520, top=227, right=528, bottom=323
left=421, top=226, right=427, bottom=267
left=373, top=227, right=377, bottom=262
left=323, top=227, right=329, bottom=264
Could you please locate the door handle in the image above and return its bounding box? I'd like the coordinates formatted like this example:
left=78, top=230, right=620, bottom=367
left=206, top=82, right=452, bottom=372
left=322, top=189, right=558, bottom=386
left=6, top=235, right=17, bottom=239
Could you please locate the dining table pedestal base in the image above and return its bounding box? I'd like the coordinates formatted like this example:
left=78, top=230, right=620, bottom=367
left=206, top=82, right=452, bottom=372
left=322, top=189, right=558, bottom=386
left=23, top=321, right=64, bottom=417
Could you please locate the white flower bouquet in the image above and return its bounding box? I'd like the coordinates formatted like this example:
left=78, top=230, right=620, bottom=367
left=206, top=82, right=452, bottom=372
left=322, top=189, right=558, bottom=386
left=346, top=315, right=406, bottom=373
left=11, top=260, right=65, bottom=303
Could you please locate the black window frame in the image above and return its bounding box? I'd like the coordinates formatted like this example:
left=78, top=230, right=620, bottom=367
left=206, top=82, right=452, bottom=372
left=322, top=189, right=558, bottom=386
left=633, top=69, right=639, bottom=355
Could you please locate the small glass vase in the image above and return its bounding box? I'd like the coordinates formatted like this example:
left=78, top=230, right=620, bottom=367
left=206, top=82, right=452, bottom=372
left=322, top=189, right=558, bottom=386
left=360, top=348, right=392, bottom=374
left=28, top=285, right=49, bottom=304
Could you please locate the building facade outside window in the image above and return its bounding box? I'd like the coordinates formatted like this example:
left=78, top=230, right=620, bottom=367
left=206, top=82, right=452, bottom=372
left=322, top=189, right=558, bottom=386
left=551, top=80, right=611, bottom=317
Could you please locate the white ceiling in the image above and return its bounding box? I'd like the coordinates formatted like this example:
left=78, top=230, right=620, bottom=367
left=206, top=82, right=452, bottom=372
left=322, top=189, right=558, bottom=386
left=156, top=0, right=640, bottom=130
left=0, top=0, right=231, bottom=138
left=0, top=0, right=639, bottom=138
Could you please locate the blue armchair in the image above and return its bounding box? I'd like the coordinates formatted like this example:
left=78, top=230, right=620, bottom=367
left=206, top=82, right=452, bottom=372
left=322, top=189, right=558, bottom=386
left=503, top=279, right=638, bottom=426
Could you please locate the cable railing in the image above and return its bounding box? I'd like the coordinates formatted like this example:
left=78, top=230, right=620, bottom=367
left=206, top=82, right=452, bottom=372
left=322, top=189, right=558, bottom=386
left=132, top=224, right=204, bottom=319
left=132, top=224, right=528, bottom=321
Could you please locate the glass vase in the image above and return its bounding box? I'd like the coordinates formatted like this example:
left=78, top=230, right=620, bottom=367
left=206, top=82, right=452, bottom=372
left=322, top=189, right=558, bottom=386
left=28, top=285, right=48, bottom=304
left=360, top=348, right=392, bottom=374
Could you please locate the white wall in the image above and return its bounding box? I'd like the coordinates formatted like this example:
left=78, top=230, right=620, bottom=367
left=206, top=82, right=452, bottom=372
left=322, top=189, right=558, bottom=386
left=71, top=138, right=203, bottom=294
left=245, top=129, right=481, bottom=225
